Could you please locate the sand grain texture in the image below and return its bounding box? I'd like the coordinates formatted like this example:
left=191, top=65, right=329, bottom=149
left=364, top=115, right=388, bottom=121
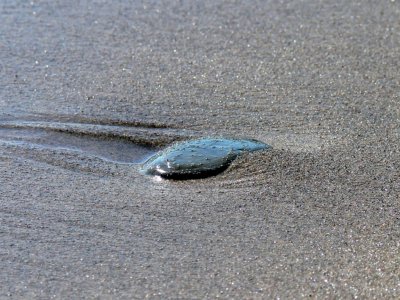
left=0, top=0, right=399, bottom=299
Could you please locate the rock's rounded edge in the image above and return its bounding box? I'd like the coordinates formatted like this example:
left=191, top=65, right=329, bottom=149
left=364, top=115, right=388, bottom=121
left=140, top=137, right=272, bottom=180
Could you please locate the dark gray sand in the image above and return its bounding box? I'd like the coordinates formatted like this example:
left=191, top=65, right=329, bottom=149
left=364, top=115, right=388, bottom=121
left=1, top=0, right=399, bottom=298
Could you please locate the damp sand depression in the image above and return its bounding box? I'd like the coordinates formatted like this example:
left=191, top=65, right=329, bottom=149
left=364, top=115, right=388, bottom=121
left=1, top=1, right=399, bottom=299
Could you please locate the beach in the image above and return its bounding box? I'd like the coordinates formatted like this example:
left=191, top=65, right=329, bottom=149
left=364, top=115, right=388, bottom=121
left=1, top=0, right=399, bottom=298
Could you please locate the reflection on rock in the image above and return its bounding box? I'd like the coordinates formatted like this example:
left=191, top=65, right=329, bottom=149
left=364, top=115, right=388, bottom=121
left=141, top=138, right=271, bottom=180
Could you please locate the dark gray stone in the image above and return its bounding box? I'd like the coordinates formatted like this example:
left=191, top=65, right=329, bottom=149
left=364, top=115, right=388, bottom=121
left=141, top=138, right=271, bottom=179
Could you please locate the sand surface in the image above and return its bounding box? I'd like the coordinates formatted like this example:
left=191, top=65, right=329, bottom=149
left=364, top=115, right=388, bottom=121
left=1, top=0, right=399, bottom=298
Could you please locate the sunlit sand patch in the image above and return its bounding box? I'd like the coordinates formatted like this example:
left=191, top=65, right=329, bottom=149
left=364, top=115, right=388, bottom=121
left=253, top=132, right=343, bottom=152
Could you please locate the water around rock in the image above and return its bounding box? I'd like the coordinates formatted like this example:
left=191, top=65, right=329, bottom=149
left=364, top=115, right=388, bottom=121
left=141, top=138, right=271, bottom=179
left=0, top=126, right=157, bottom=164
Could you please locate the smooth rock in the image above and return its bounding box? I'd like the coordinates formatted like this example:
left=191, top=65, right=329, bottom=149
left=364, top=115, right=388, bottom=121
left=141, top=138, right=271, bottom=179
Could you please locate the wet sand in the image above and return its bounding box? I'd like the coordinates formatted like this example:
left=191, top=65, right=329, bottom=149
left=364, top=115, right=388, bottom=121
left=1, top=0, right=399, bottom=298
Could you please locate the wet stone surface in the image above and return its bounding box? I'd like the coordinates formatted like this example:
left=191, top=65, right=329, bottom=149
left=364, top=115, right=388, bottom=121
left=141, top=138, right=271, bottom=179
